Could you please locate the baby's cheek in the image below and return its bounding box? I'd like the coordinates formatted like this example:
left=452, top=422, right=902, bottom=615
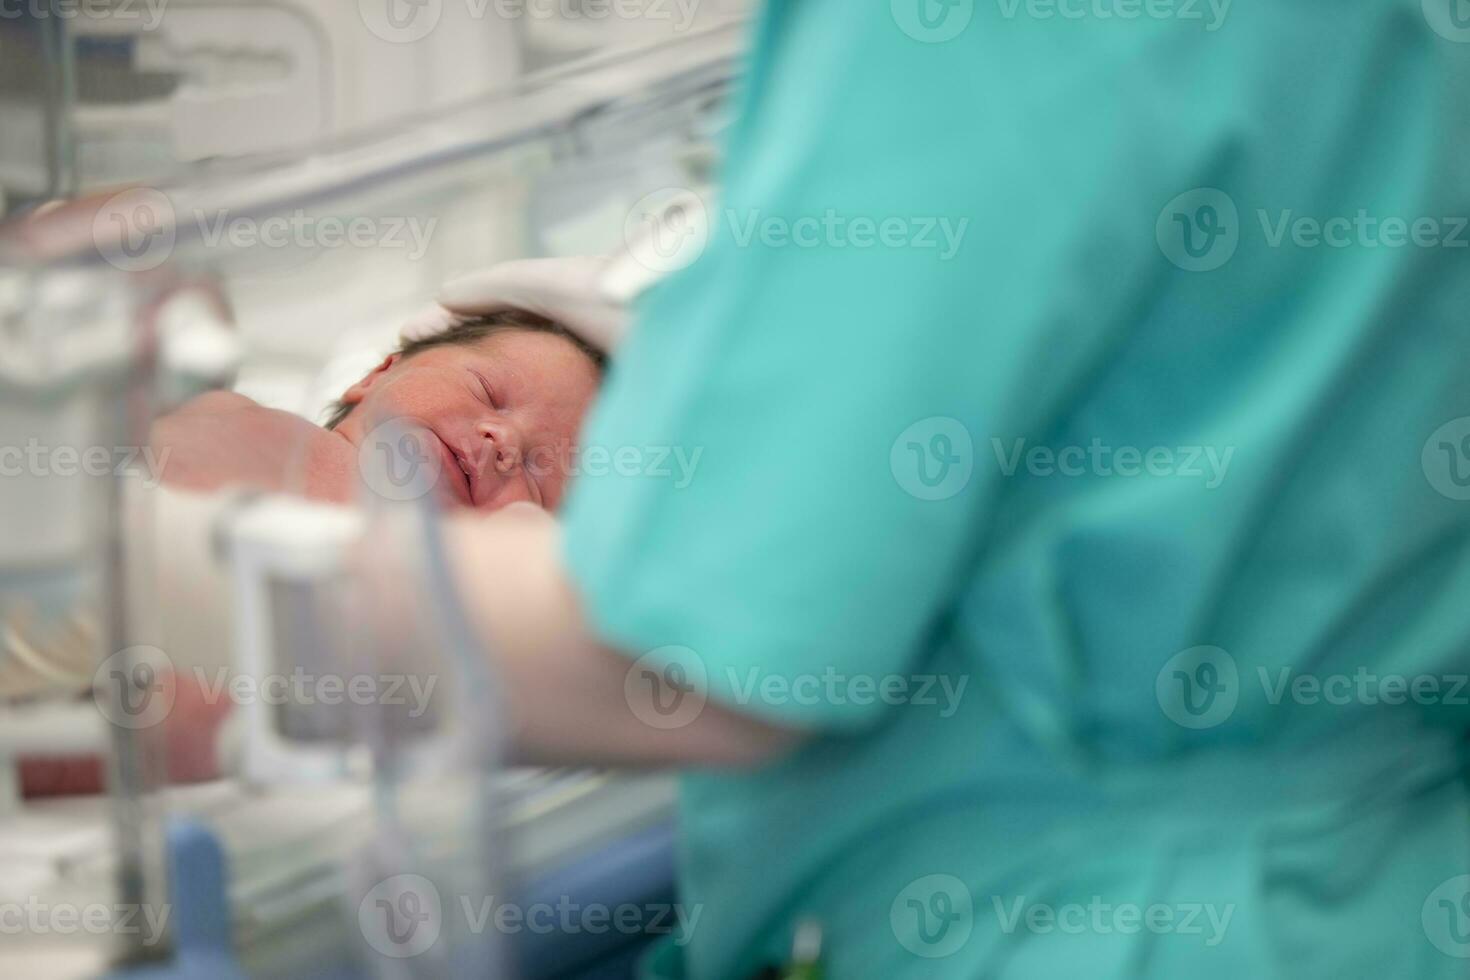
left=524, top=442, right=568, bottom=482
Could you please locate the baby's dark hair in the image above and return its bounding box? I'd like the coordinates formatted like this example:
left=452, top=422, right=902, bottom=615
left=323, top=311, right=606, bottom=430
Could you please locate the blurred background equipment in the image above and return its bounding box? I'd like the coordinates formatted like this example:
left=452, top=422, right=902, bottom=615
left=0, top=0, right=750, bottom=215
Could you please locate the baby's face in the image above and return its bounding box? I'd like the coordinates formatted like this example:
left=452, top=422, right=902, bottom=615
left=334, top=329, right=600, bottom=511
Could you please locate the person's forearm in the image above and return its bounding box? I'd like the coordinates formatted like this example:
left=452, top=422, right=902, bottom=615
left=444, top=507, right=798, bottom=769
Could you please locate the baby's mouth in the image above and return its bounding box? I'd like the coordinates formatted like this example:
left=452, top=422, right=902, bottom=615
left=428, top=431, right=474, bottom=505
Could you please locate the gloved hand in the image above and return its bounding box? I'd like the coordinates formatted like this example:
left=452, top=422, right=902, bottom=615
left=401, top=255, right=630, bottom=353
left=400, top=187, right=712, bottom=354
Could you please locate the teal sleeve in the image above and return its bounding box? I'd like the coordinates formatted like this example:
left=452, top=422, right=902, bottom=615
left=561, top=5, right=1180, bottom=729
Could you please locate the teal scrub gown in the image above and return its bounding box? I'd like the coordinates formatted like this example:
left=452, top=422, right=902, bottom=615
left=562, top=2, right=1470, bottom=977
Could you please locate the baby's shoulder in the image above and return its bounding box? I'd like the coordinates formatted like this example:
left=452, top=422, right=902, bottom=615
left=172, top=389, right=258, bottom=416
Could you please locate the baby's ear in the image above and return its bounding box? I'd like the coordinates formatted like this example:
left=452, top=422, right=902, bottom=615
left=339, top=352, right=401, bottom=407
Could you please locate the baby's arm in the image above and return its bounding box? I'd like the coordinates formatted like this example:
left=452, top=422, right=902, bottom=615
left=149, top=391, right=357, bottom=502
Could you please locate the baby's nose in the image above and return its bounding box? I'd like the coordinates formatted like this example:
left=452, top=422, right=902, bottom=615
left=474, top=419, right=523, bottom=471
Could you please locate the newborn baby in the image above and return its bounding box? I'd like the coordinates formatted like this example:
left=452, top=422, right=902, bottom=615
left=20, top=313, right=602, bottom=799
left=152, top=312, right=605, bottom=511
